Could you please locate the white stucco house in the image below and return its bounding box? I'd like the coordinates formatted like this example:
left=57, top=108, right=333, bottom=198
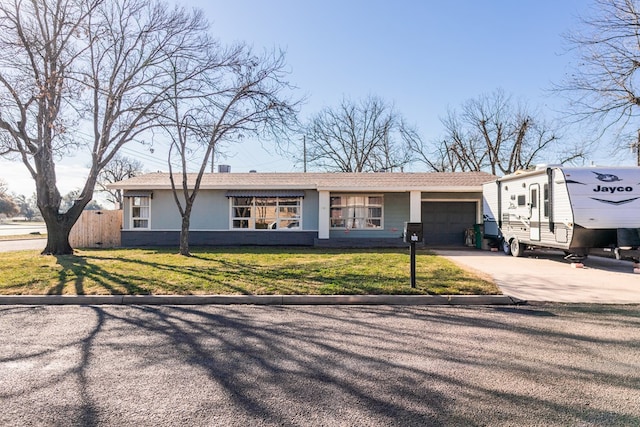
left=108, top=171, right=495, bottom=247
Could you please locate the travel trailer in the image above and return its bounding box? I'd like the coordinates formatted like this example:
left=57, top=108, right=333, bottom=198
left=482, top=166, right=640, bottom=261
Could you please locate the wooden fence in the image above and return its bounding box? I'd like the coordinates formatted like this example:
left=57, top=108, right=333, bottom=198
left=69, top=210, right=122, bottom=248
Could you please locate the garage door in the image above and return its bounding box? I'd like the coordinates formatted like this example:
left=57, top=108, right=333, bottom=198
left=421, top=202, right=477, bottom=246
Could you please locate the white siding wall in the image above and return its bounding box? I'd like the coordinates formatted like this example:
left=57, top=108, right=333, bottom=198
left=482, top=181, right=499, bottom=222
left=562, top=168, right=640, bottom=228
left=552, top=169, right=573, bottom=228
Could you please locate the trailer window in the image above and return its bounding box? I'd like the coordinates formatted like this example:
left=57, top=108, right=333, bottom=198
left=543, top=184, right=549, bottom=218
left=517, top=195, right=526, bottom=206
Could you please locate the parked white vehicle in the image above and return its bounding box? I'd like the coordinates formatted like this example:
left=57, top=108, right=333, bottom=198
left=483, top=166, right=640, bottom=261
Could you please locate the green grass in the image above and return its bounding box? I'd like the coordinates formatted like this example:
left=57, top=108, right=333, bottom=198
left=0, top=247, right=500, bottom=296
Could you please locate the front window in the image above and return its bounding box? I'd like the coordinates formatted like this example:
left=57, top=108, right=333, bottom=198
left=131, top=196, right=150, bottom=229
left=330, top=195, right=383, bottom=229
left=231, top=196, right=301, bottom=230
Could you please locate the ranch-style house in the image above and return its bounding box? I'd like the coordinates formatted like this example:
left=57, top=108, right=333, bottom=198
left=108, top=171, right=495, bottom=248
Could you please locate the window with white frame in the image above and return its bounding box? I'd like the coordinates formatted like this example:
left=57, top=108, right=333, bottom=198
left=231, top=196, right=301, bottom=230
left=330, top=195, right=383, bottom=229
left=131, top=196, right=150, bottom=229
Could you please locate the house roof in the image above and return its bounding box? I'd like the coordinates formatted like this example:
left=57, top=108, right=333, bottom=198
left=108, top=171, right=496, bottom=193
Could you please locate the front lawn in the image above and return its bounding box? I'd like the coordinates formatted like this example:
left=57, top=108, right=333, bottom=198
left=0, top=247, right=500, bottom=296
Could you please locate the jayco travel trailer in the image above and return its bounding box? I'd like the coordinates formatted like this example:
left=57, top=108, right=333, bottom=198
left=482, top=166, right=640, bottom=261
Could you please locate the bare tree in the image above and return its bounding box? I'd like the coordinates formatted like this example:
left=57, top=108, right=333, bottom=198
left=556, top=0, right=640, bottom=164
left=162, top=45, right=299, bottom=256
left=14, top=193, right=40, bottom=221
left=402, top=126, right=466, bottom=172
left=410, top=90, right=585, bottom=175
left=303, top=96, right=413, bottom=172
left=97, top=154, right=143, bottom=208
left=0, top=196, right=18, bottom=217
left=0, top=179, right=9, bottom=196
left=0, top=179, right=18, bottom=217
left=0, top=0, right=209, bottom=254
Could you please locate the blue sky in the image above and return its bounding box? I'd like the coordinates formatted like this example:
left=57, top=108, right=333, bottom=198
left=2, top=0, right=615, bottom=197
left=185, top=0, right=592, bottom=172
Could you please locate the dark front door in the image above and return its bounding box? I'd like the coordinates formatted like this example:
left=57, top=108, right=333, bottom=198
left=421, top=201, right=477, bottom=246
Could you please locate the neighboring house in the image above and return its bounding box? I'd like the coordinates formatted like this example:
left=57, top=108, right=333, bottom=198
left=108, top=171, right=495, bottom=247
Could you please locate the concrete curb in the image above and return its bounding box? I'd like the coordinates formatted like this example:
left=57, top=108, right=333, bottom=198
left=0, top=294, right=526, bottom=306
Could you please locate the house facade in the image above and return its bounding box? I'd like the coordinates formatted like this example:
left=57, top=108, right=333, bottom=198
left=108, top=171, right=495, bottom=247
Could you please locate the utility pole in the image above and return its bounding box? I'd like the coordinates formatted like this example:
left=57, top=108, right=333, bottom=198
left=303, top=135, right=307, bottom=173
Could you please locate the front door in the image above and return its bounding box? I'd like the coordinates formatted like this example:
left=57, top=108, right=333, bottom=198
left=529, top=184, right=540, bottom=241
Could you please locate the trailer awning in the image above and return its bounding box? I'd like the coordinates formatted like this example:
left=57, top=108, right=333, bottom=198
left=225, top=190, right=305, bottom=198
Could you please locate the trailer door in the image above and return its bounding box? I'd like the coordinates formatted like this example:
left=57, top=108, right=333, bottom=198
left=529, top=184, right=541, bottom=241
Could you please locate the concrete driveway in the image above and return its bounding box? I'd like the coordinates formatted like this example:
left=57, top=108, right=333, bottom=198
left=435, top=248, right=640, bottom=304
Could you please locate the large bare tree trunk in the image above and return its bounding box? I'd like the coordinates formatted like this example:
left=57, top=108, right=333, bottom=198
left=33, top=147, right=87, bottom=255
left=33, top=145, right=95, bottom=254
left=0, top=0, right=212, bottom=256
left=40, top=208, right=75, bottom=255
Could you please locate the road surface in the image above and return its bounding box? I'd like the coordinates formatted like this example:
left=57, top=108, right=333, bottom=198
left=1, top=304, right=639, bottom=426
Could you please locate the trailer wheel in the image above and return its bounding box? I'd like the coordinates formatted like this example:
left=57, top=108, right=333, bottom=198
left=510, top=239, right=525, bottom=257
left=502, top=239, right=511, bottom=255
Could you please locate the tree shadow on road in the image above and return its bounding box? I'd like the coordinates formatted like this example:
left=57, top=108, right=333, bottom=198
left=1, top=304, right=640, bottom=425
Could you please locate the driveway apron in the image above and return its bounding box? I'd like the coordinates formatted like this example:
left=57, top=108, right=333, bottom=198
left=435, top=249, right=640, bottom=303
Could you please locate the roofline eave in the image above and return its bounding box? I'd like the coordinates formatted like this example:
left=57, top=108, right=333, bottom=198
left=109, top=185, right=484, bottom=192
left=316, top=186, right=483, bottom=192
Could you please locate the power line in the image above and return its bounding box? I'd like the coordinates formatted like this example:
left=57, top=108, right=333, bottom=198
left=70, top=126, right=296, bottom=174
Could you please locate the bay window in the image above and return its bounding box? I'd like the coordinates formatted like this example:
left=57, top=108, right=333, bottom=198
left=231, top=196, right=301, bottom=230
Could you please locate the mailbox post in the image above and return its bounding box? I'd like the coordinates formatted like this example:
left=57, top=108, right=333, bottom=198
left=404, top=222, right=423, bottom=288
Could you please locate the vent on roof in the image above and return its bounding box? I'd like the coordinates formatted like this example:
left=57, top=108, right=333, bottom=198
left=218, top=164, right=231, bottom=173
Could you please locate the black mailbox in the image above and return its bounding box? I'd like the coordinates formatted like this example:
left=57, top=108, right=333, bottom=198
left=403, top=222, right=423, bottom=243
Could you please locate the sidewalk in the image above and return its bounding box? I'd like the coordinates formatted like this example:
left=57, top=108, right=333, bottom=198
left=0, top=294, right=523, bottom=306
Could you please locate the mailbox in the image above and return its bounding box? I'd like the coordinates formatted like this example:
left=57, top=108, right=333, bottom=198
left=403, top=222, right=423, bottom=243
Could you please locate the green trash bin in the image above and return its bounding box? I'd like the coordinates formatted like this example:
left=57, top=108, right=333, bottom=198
left=473, top=224, right=483, bottom=249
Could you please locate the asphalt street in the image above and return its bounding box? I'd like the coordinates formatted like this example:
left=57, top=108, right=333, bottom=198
left=0, top=223, right=46, bottom=237
left=0, top=238, right=45, bottom=252
left=1, top=304, right=639, bottom=426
